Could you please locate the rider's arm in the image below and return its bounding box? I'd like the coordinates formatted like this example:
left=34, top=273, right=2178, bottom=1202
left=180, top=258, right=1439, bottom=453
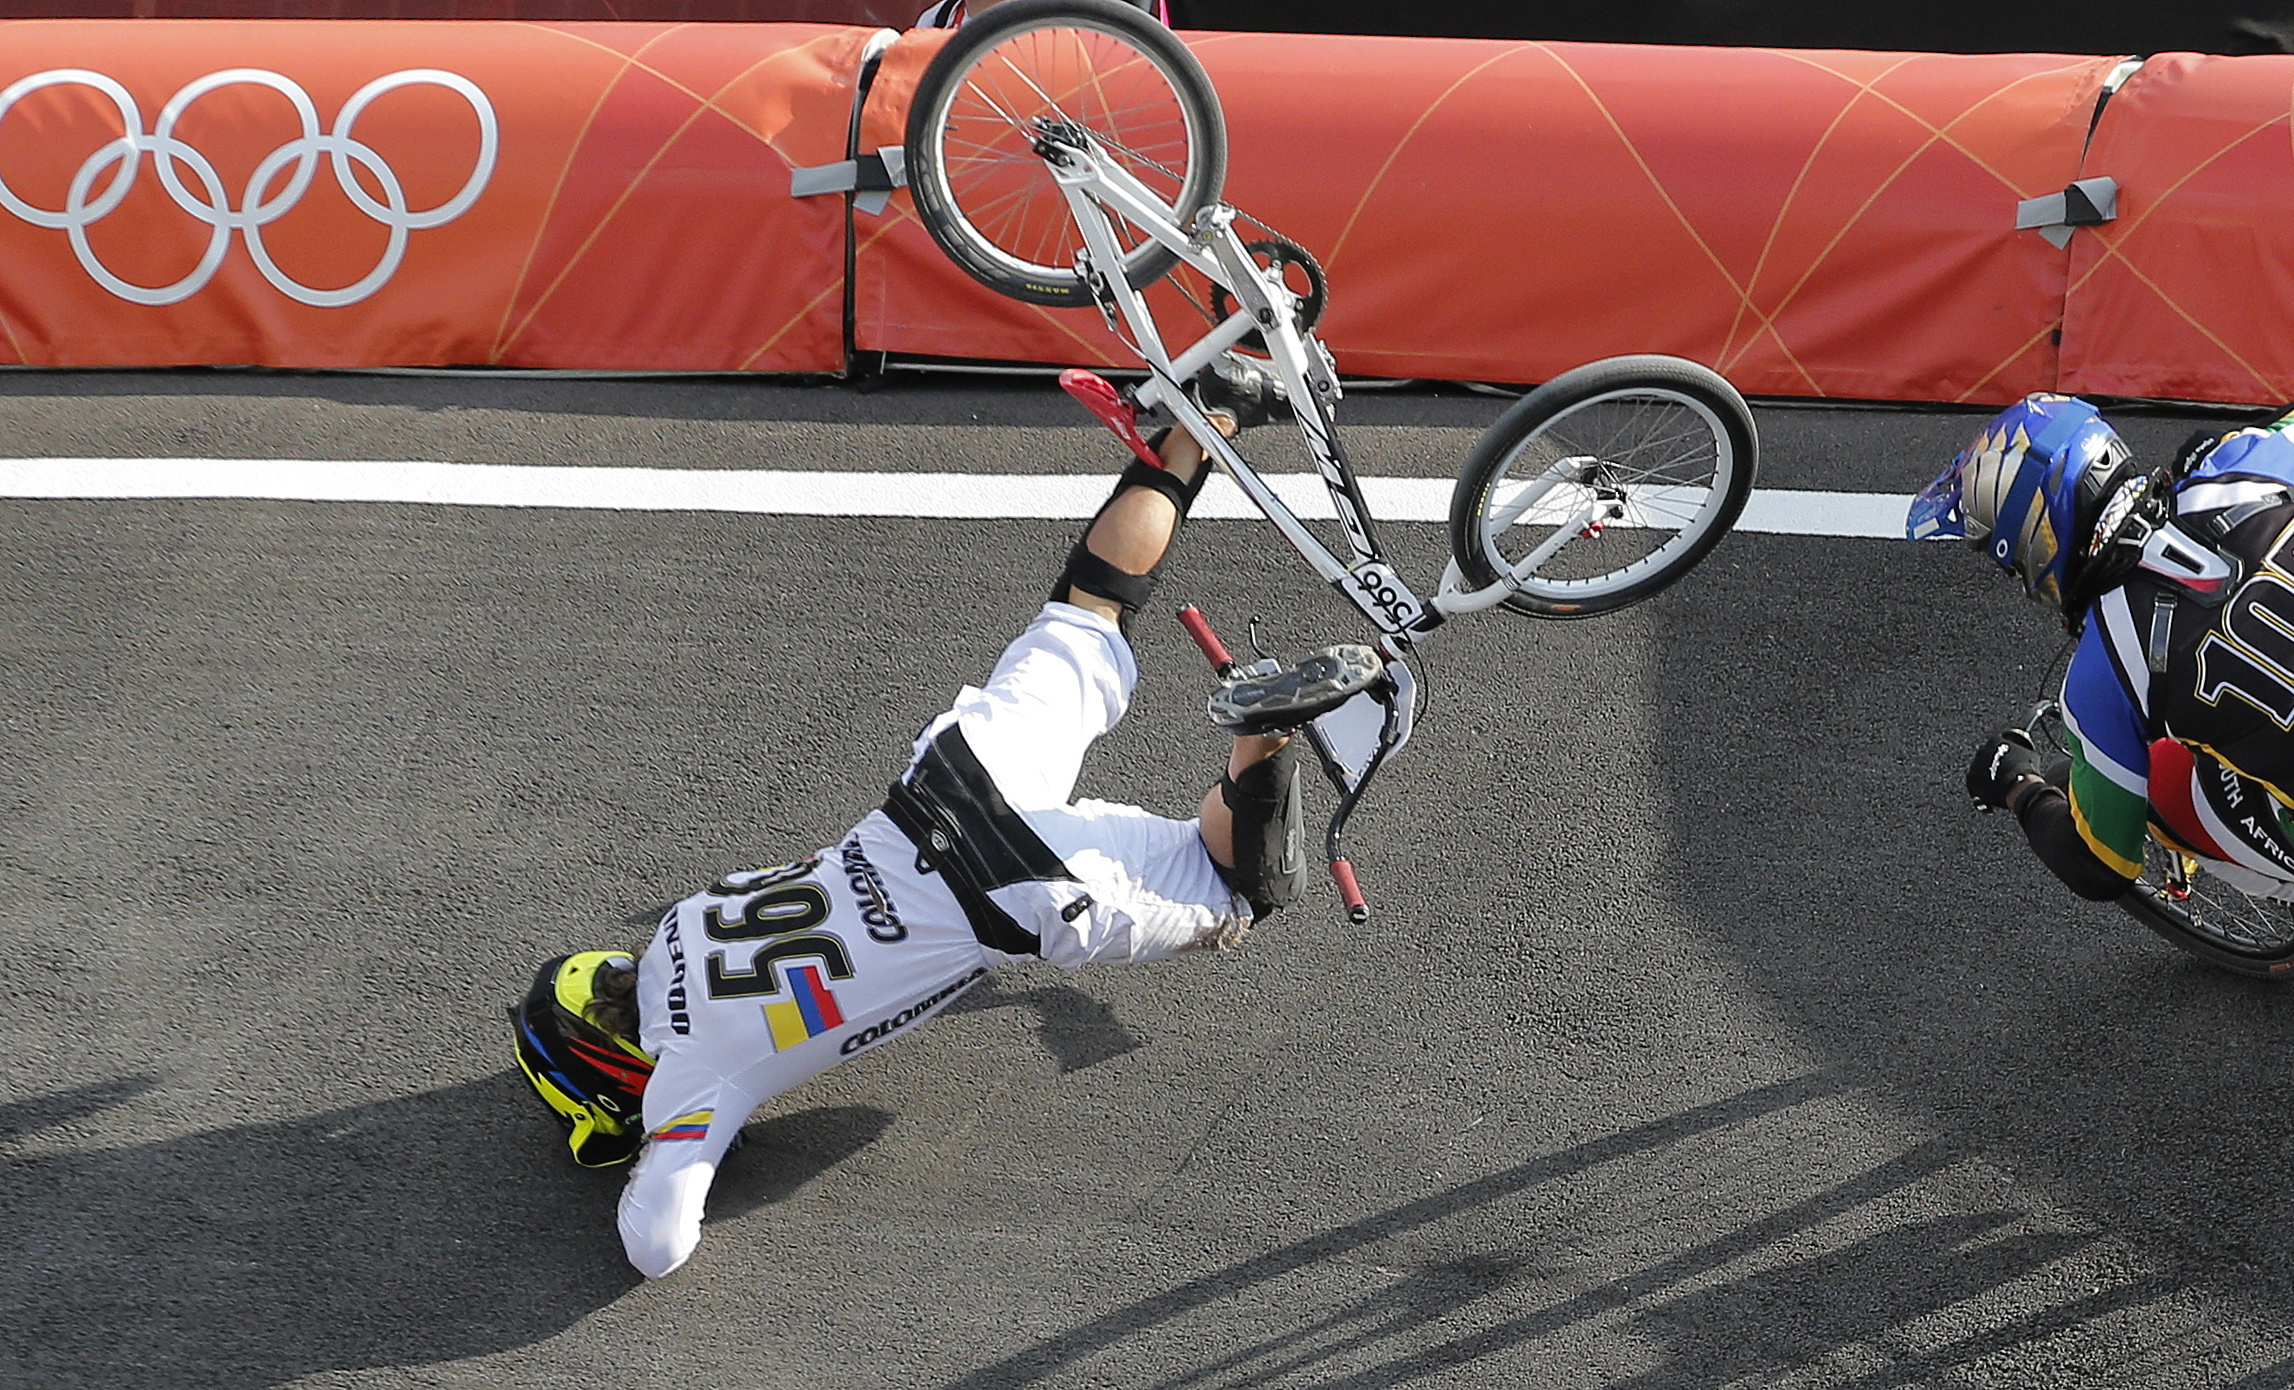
left=616, top=1063, right=747, bottom=1278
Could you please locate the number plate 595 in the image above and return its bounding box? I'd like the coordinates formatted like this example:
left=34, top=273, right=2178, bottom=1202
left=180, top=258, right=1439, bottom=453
left=1339, top=561, right=1424, bottom=631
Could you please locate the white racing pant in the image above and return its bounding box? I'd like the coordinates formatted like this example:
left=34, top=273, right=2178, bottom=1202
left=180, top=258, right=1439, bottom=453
left=911, top=600, right=1250, bottom=967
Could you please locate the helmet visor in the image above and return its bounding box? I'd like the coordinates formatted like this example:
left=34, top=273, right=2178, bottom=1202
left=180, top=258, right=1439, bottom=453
left=1907, top=451, right=1973, bottom=541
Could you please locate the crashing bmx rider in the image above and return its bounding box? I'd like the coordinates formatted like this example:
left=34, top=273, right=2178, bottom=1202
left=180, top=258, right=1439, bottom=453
left=1913, top=392, right=2294, bottom=903
left=511, top=360, right=1381, bottom=1277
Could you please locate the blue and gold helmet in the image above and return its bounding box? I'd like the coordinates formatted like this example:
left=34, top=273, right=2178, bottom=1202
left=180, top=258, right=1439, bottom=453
left=1908, top=393, right=2149, bottom=619
left=511, top=950, right=655, bottom=1167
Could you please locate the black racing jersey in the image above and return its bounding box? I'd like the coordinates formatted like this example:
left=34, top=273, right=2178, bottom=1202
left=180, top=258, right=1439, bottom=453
left=2060, top=427, right=2294, bottom=885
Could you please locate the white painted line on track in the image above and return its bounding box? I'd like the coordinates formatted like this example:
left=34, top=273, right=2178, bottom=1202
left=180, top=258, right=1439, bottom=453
left=0, top=459, right=1915, bottom=539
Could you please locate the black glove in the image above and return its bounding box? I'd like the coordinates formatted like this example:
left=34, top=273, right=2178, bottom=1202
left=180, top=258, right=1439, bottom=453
left=1966, top=728, right=2044, bottom=812
left=2172, top=427, right=2226, bottom=480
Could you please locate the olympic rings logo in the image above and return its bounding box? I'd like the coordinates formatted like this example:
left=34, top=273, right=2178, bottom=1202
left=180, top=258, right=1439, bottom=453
left=0, top=67, right=497, bottom=307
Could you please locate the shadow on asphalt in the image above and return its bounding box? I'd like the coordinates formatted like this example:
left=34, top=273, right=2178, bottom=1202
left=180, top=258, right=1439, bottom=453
left=1642, top=533, right=2294, bottom=1362
left=923, top=1074, right=2152, bottom=1389
left=945, top=974, right=1147, bottom=1075
left=0, top=1075, right=888, bottom=1390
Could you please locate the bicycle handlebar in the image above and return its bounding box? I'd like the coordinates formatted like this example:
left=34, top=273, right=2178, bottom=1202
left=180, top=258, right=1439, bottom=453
left=1330, top=858, right=1368, bottom=924
left=1177, top=603, right=1238, bottom=676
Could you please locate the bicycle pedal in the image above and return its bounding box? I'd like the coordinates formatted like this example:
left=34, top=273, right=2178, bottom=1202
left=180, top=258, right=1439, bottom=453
left=1059, top=368, right=1163, bottom=470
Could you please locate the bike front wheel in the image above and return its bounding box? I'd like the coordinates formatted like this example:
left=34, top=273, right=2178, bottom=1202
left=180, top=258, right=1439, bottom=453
left=1446, top=355, right=1758, bottom=618
left=2119, top=838, right=2294, bottom=978
left=903, top=0, right=1227, bottom=307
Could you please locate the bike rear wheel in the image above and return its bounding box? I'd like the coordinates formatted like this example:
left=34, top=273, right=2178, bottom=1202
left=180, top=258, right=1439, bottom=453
left=2028, top=700, right=2294, bottom=978
left=2119, top=838, right=2294, bottom=978
left=904, top=0, right=1227, bottom=308
left=1446, top=355, right=1758, bottom=618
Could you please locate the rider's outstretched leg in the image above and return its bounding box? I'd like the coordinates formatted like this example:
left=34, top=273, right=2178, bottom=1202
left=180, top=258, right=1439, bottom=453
left=1201, top=733, right=1307, bottom=917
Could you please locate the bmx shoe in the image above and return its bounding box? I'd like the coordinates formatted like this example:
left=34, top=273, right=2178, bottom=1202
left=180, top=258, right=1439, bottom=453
left=1208, top=643, right=1385, bottom=736
left=1193, top=352, right=1291, bottom=432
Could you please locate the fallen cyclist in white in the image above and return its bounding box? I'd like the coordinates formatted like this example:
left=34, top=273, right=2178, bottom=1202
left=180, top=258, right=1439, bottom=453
left=510, top=373, right=1383, bottom=1277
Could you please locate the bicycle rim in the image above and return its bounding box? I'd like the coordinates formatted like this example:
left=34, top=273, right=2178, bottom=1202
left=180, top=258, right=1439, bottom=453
left=1469, top=383, right=1748, bottom=614
left=907, top=0, right=1222, bottom=304
left=2123, top=838, right=2294, bottom=976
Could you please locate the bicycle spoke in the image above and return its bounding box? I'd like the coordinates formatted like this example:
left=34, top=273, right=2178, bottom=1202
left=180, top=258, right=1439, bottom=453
left=943, top=175, right=1067, bottom=266
left=952, top=72, right=1036, bottom=138
left=1478, top=390, right=1735, bottom=592
left=1000, top=35, right=1081, bottom=126
left=935, top=23, right=1194, bottom=282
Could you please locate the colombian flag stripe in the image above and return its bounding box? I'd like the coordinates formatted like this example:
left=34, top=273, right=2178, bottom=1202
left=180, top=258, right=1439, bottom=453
left=794, top=970, right=827, bottom=1033
left=651, top=1110, right=712, bottom=1141
left=765, top=998, right=811, bottom=1051
left=764, top=964, right=845, bottom=1051
left=795, top=965, right=844, bottom=1031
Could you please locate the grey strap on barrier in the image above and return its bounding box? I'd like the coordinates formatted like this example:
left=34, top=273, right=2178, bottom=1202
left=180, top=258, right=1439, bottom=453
left=2016, top=176, right=2119, bottom=249
left=790, top=27, right=905, bottom=214
left=790, top=147, right=908, bottom=214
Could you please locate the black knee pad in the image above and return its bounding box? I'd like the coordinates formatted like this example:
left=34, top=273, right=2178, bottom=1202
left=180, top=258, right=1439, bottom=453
left=1050, top=459, right=1211, bottom=625
left=1056, top=540, right=1159, bottom=621
left=1217, top=741, right=1307, bottom=918
left=1107, top=455, right=1209, bottom=517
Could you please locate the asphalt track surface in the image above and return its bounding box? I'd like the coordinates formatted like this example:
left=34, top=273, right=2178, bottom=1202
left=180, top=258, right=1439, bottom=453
left=5, top=368, right=2294, bottom=1390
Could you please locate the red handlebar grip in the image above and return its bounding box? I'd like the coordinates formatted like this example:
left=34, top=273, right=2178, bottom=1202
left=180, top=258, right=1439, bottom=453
left=1177, top=604, right=1236, bottom=673
left=1330, top=858, right=1369, bottom=924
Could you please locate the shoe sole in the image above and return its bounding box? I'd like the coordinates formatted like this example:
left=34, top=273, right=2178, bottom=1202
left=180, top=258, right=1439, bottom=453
left=1208, top=645, right=1384, bottom=734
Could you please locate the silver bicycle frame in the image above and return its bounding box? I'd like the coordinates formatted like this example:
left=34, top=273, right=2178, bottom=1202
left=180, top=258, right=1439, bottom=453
left=1041, top=130, right=1625, bottom=640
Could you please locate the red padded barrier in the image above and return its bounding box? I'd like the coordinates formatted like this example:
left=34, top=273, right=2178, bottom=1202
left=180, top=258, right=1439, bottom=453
left=2059, top=54, right=2294, bottom=406
left=0, top=19, right=864, bottom=369
left=858, top=31, right=2119, bottom=404
left=14, top=20, right=2278, bottom=403
left=0, top=2, right=921, bottom=17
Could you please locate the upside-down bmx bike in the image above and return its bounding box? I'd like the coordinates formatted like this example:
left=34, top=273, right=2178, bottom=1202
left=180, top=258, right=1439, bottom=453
left=901, top=0, right=1760, bottom=919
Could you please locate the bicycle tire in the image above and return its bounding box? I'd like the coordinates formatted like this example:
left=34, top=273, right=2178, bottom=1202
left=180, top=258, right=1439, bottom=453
left=2118, top=839, right=2294, bottom=978
left=2027, top=701, right=2294, bottom=978
left=903, top=0, right=1227, bottom=308
left=1446, top=355, right=1758, bottom=619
